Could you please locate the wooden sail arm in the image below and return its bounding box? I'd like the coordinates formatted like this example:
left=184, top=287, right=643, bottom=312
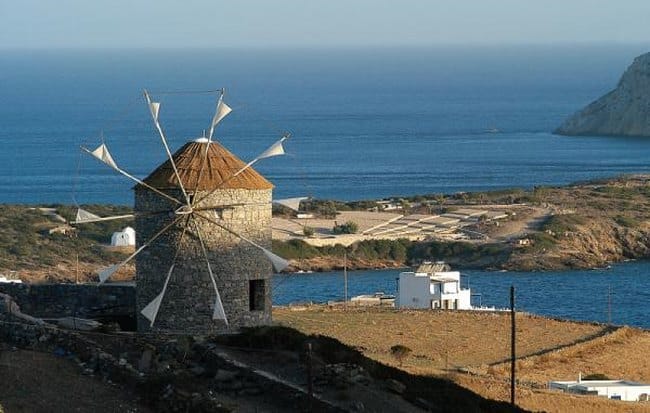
left=81, top=145, right=183, bottom=206
left=140, top=215, right=190, bottom=327
left=193, top=134, right=290, bottom=206
left=190, top=215, right=228, bottom=324
left=143, top=90, right=191, bottom=206
left=193, top=211, right=288, bottom=273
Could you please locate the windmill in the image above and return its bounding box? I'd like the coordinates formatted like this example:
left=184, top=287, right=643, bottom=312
left=73, top=89, right=305, bottom=333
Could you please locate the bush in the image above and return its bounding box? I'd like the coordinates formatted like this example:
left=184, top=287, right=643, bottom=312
left=541, top=214, right=585, bottom=236
left=582, top=373, right=610, bottom=380
left=302, top=226, right=315, bottom=237
left=614, top=215, right=639, bottom=228
left=390, top=344, right=412, bottom=366
left=332, top=221, right=358, bottom=235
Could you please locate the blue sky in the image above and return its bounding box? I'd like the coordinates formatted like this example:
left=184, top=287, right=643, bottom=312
left=2, top=0, right=650, bottom=49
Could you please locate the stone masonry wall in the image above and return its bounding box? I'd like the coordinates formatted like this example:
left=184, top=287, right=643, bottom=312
left=0, top=282, right=135, bottom=321
left=135, top=188, right=272, bottom=333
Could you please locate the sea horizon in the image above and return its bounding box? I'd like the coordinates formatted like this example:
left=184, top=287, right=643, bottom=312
left=3, top=44, right=650, bottom=205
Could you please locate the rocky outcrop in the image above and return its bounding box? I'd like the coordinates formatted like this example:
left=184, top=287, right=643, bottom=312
left=555, top=52, right=650, bottom=137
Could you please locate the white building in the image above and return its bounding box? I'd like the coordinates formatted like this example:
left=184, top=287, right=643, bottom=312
left=397, top=262, right=471, bottom=310
left=549, top=376, right=650, bottom=402
left=111, top=226, right=136, bottom=247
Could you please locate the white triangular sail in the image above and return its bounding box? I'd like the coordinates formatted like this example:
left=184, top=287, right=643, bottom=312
left=141, top=264, right=175, bottom=326
left=141, top=292, right=164, bottom=325
left=149, top=101, right=161, bottom=122
left=273, top=197, right=308, bottom=212
left=98, top=264, right=119, bottom=283
left=212, top=291, right=227, bottom=321
left=257, top=136, right=287, bottom=160
left=263, top=248, right=289, bottom=273
left=75, top=208, right=101, bottom=223
left=208, top=98, right=232, bottom=141
left=90, top=144, right=118, bottom=169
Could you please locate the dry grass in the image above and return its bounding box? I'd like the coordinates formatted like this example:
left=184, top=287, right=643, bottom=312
left=274, top=306, right=650, bottom=412
left=274, top=306, right=606, bottom=374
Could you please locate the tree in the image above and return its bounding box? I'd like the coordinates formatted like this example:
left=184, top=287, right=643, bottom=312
left=390, top=344, right=412, bottom=367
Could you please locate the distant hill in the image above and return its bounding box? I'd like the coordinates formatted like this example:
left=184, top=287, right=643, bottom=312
left=555, top=52, right=650, bottom=137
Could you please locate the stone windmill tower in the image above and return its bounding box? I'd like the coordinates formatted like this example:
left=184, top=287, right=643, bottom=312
left=73, top=90, right=293, bottom=334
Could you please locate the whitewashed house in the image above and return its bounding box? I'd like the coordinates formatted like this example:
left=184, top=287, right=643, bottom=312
left=111, top=226, right=136, bottom=247
left=397, top=262, right=471, bottom=310
left=549, top=375, right=650, bottom=402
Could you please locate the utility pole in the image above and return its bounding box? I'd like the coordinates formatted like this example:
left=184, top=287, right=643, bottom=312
left=343, top=251, right=348, bottom=306
left=75, top=253, right=79, bottom=284
left=607, top=285, right=612, bottom=325
left=306, top=342, right=314, bottom=411
left=510, top=285, right=516, bottom=411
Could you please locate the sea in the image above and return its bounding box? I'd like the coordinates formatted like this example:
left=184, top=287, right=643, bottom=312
left=3, top=44, right=650, bottom=327
left=272, top=262, right=650, bottom=329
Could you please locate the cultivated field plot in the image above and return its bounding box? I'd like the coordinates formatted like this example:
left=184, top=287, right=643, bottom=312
left=274, top=306, right=650, bottom=412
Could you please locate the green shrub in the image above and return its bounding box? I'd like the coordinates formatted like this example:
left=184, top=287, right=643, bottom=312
left=332, top=221, right=358, bottom=235
left=302, top=226, right=315, bottom=237
left=541, top=214, right=585, bottom=235
left=614, top=215, right=639, bottom=228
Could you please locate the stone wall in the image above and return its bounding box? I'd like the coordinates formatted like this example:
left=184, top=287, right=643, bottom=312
left=135, top=188, right=273, bottom=333
left=0, top=282, right=135, bottom=326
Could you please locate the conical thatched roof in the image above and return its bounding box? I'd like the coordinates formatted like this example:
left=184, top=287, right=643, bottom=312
left=141, top=140, right=273, bottom=191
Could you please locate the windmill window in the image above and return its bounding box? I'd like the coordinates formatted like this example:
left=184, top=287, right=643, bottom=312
left=249, top=280, right=265, bottom=311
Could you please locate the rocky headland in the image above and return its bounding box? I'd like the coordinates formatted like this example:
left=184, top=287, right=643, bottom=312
left=555, top=52, right=650, bottom=137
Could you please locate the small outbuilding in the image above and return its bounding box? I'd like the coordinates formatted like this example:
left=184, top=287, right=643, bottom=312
left=111, top=226, right=136, bottom=247
left=549, top=375, right=650, bottom=402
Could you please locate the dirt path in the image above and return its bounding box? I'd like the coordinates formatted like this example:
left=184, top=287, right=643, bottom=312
left=489, top=206, right=551, bottom=242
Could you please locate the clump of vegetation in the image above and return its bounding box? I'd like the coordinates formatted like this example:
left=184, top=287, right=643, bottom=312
left=614, top=215, right=640, bottom=228
left=407, top=240, right=510, bottom=266
left=582, top=373, right=610, bottom=380
left=541, top=214, right=586, bottom=236
left=390, top=344, right=412, bottom=366
left=272, top=239, right=320, bottom=260
left=302, top=226, right=315, bottom=237
left=272, top=238, right=412, bottom=263
left=332, top=221, right=359, bottom=235
left=528, top=232, right=557, bottom=252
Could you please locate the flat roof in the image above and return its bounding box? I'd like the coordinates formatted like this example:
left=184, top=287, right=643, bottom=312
left=551, top=380, right=650, bottom=388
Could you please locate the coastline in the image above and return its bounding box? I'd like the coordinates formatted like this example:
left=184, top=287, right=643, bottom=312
left=3, top=174, right=650, bottom=281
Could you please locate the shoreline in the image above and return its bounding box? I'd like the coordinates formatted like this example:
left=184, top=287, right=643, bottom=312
left=4, top=174, right=650, bottom=280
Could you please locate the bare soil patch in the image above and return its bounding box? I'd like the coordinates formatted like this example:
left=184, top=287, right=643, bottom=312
left=0, top=345, right=150, bottom=413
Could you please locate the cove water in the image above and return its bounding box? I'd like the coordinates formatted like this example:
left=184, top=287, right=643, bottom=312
left=2, top=45, right=650, bottom=204
left=273, top=261, right=650, bottom=329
